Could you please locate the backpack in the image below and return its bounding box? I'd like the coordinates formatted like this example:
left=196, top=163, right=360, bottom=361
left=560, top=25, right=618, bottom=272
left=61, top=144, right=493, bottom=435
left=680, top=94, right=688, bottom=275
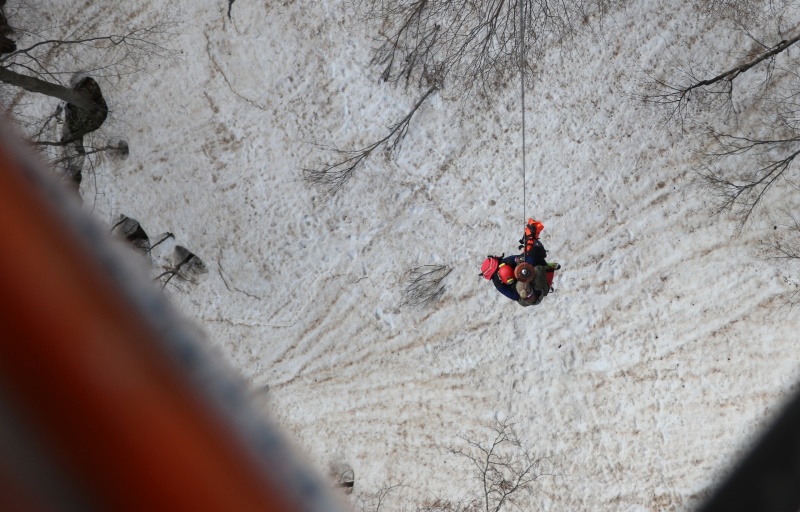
left=480, top=256, right=500, bottom=280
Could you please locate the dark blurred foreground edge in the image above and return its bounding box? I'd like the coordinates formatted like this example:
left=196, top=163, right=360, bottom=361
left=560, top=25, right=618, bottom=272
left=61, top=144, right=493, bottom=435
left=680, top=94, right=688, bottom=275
left=701, top=385, right=800, bottom=512
left=0, top=118, right=346, bottom=511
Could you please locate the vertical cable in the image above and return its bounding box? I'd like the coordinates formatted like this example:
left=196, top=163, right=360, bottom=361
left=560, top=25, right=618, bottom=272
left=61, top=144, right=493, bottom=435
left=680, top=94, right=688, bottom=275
left=519, top=0, right=528, bottom=256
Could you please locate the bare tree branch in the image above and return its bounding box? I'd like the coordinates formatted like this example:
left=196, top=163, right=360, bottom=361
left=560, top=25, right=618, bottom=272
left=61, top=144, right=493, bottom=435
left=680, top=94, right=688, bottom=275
left=639, top=4, right=800, bottom=239
left=640, top=29, right=800, bottom=123
left=401, top=264, right=453, bottom=308
left=302, top=85, right=437, bottom=196
left=355, top=481, right=406, bottom=512
left=0, top=6, right=178, bottom=205
left=155, top=252, right=195, bottom=289
left=356, top=0, right=614, bottom=94
left=0, top=6, right=178, bottom=115
left=698, top=130, right=800, bottom=221
left=155, top=246, right=207, bottom=290
left=1, top=28, right=175, bottom=66
left=767, top=213, right=800, bottom=308
left=356, top=419, right=553, bottom=512
left=308, top=0, right=617, bottom=199
left=0, top=65, right=99, bottom=109
left=446, top=418, right=551, bottom=512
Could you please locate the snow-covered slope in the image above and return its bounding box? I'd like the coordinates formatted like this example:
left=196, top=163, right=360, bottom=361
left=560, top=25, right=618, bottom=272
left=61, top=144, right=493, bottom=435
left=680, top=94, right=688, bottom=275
left=36, top=0, right=800, bottom=510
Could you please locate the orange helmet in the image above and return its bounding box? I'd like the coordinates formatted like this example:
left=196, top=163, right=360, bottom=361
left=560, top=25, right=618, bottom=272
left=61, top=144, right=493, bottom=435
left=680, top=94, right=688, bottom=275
left=497, top=263, right=515, bottom=285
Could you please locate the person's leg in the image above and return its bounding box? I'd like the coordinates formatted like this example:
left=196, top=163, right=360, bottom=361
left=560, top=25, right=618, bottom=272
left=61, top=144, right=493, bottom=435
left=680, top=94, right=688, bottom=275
left=530, top=240, right=548, bottom=266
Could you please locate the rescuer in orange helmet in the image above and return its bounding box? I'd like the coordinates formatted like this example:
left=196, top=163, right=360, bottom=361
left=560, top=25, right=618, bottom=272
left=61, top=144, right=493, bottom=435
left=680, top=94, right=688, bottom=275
left=479, top=219, right=559, bottom=307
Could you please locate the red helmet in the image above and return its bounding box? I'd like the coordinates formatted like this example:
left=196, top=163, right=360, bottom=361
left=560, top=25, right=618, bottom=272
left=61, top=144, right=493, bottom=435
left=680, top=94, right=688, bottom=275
left=481, top=257, right=499, bottom=280
left=497, top=263, right=515, bottom=285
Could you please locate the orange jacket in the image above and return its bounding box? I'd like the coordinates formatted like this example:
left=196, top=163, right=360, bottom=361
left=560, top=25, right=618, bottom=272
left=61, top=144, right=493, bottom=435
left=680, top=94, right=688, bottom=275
left=523, top=219, right=544, bottom=252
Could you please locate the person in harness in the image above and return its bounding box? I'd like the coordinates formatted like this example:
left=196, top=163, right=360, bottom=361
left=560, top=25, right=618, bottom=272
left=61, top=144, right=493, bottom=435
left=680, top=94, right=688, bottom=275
left=480, top=219, right=559, bottom=307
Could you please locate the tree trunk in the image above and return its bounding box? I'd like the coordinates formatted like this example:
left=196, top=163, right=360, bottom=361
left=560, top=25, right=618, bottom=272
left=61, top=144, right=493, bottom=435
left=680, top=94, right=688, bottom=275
left=0, top=67, right=103, bottom=112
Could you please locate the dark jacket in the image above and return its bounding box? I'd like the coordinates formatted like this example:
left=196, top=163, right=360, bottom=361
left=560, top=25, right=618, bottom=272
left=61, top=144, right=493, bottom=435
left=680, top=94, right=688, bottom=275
left=491, top=254, right=534, bottom=301
left=517, top=265, right=552, bottom=306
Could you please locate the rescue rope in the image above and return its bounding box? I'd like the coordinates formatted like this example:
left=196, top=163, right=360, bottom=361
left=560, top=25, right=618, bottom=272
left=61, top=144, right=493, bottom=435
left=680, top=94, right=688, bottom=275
left=518, top=0, right=528, bottom=257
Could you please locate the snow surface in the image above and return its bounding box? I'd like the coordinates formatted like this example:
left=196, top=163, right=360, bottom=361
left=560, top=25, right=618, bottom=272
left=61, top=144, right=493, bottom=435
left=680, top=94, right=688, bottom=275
left=21, top=0, right=800, bottom=510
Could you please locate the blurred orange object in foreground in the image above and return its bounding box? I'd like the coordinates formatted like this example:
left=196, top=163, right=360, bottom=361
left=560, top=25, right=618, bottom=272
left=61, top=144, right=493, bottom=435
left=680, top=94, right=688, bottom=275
left=0, top=123, right=336, bottom=512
